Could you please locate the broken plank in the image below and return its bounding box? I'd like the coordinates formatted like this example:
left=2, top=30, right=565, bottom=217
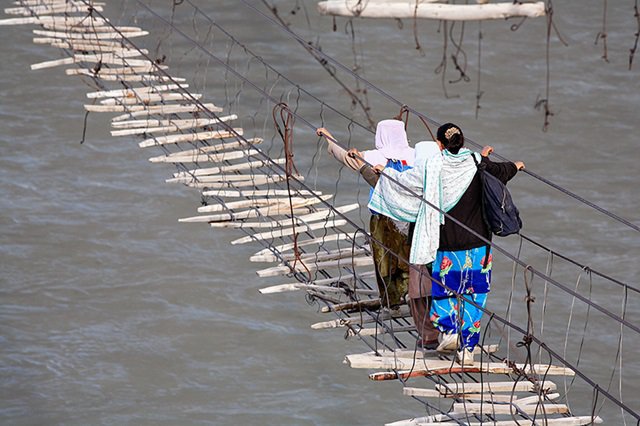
left=321, top=298, right=380, bottom=313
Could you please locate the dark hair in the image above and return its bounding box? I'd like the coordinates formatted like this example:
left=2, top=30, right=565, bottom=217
left=437, top=123, right=464, bottom=154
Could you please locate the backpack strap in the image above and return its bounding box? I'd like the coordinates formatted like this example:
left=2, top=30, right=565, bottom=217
left=473, top=153, right=491, bottom=269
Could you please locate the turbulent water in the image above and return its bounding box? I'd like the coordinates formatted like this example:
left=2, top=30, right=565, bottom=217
left=1, top=1, right=639, bottom=425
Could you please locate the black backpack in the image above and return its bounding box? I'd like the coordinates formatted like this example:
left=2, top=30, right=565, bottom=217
left=472, top=154, right=522, bottom=237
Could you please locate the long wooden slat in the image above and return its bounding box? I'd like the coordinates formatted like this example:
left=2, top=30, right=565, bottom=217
left=368, top=361, right=576, bottom=381
left=200, top=188, right=316, bottom=197
left=1, top=16, right=107, bottom=25
left=259, top=282, right=378, bottom=296
left=234, top=218, right=348, bottom=246
left=197, top=196, right=311, bottom=213
left=258, top=271, right=376, bottom=294
left=436, top=380, right=557, bottom=395
left=403, top=387, right=518, bottom=403
left=179, top=195, right=332, bottom=223
left=250, top=232, right=355, bottom=261
left=184, top=174, right=304, bottom=189
left=138, top=128, right=242, bottom=148
left=32, top=28, right=148, bottom=40
left=256, top=252, right=371, bottom=278
left=154, top=150, right=256, bottom=167
left=5, top=4, right=103, bottom=15
left=89, top=84, right=185, bottom=99
left=222, top=204, right=359, bottom=231
left=99, top=92, right=201, bottom=106
left=311, top=306, right=410, bottom=330
left=112, top=115, right=237, bottom=137
left=111, top=103, right=221, bottom=121
left=411, top=416, right=603, bottom=426
left=170, top=158, right=286, bottom=182
left=148, top=137, right=260, bottom=162
left=451, top=401, right=568, bottom=415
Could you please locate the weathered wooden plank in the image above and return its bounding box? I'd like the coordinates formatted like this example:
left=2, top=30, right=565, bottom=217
left=99, top=92, right=201, bottom=106
left=250, top=232, right=355, bottom=261
left=170, top=158, right=286, bottom=182
left=5, top=4, right=103, bottom=15
left=148, top=137, right=260, bottom=162
left=179, top=195, right=332, bottom=223
left=256, top=252, right=371, bottom=278
left=225, top=204, right=359, bottom=231
left=259, top=282, right=378, bottom=296
left=32, top=28, right=148, bottom=40
left=41, top=24, right=141, bottom=33
left=198, top=196, right=311, bottom=213
left=111, top=103, right=221, bottom=121
left=34, top=37, right=122, bottom=48
left=321, top=298, right=380, bottom=313
left=200, top=187, right=316, bottom=197
left=138, top=128, right=242, bottom=148
left=89, top=84, right=185, bottom=99
left=311, top=306, right=410, bottom=330
left=184, top=174, right=304, bottom=189
left=436, top=380, right=557, bottom=395
left=71, top=71, right=181, bottom=82
left=403, top=387, right=518, bottom=403
left=369, top=362, right=575, bottom=381
left=346, top=325, right=416, bottom=338
left=234, top=217, right=348, bottom=246
left=67, top=65, right=167, bottom=75
left=154, top=149, right=256, bottom=167
left=410, top=416, right=603, bottom=426
left=112, top=115, right=237, bottom=136
left=317, top=1, right=546, bottom=21
left=451, top=401, right=568, bottom=415
left=1, top=16, right=107, bottom=26
left=385, top=412, right=471, bottom=426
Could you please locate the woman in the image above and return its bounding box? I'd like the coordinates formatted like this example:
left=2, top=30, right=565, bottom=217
left=350, top=141, right=443, bottom=350
left=369, top=123, right=524, bottom=363
left=317, top=120, right=414, bottom=309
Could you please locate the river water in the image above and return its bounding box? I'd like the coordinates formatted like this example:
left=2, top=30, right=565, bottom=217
left=1, top=1, right=639, bottom=425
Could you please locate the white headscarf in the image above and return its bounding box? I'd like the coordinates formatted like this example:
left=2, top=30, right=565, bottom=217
left=363, top=119, right=415, bottom=167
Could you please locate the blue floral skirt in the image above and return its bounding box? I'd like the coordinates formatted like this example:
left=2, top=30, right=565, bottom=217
left=430, top=247, right=492, bottom=351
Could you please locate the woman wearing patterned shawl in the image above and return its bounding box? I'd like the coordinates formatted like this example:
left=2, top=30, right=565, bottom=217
left=317, top=119, right=414, bottom=309
left=369, top=123, right=524, bottom=364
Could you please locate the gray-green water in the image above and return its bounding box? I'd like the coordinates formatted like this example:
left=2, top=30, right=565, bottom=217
left=1, top=1, right=639, bottom=424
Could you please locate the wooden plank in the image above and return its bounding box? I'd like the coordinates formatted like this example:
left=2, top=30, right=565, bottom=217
left=200, top=187, right=316, bottom=197
left=184, top=174, right=304, bottom=189
left=250, top=232, right=355, bottom=261
left=99, top=92, right=201, bottom=106
left=256, top=253, right=371, bottom=278
left=89, top=84, right=185, bottom=99
left=5, top=4, right=103, bottom=15
left=412, top=416, right=603, bottom=426
left=170, top=158, right=286, bottom=182
left=148, top=137, right=260, bottom=162
left=34, top=37, right=123, bottom=48
left=41, top=24, right=142, bottom=33
left=111, top=103, right=221, bottom=121
left=321, top=298, right=380, bottom=313
left=317, top=1, right=546, bottom=21
left=32, top=28, right=148, bottom=40
left=112, top=115, right=237, bottom=136
left=70, top=71, right=182, bottom=82
left=67, top=65, right=167, bottom=75
left=138, top=128, right=242, bottom=148
left=403, top=387, right=517, bottom=403
left=386, top=412, right=471, bottom=426
left=234, top=217, right=348, bottom=245
left=369, top=362, right=575, bottom=381
left=259, top=282, right=378, bottom=296
left=226, top=204, right=359, bottom=231
left=436, top=380, right=557, bottom=395
left=179, top=195, right=332, bottom=223
left=346, top=325, right=416, bottom=338
left=1, top=16, right=107, bottom=26
left=311, top=306, right=410, bottom=330
left=198, top=196, right=311, bottom=213
left=451, top=401, right=568, bottom=415
left=157, top=150, right=256, bottom=167
left=258, top=271, right=376, bottom=294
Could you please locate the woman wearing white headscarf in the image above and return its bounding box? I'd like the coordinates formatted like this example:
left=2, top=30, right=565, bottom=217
left=317, top=120, right=414, bottom=308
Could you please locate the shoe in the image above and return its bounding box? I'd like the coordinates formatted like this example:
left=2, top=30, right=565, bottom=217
left=456, top=349, right=475, bottom=365
left=436, top=333, right=459, bottom=352
left=416, top=339, right=439, bottom=351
